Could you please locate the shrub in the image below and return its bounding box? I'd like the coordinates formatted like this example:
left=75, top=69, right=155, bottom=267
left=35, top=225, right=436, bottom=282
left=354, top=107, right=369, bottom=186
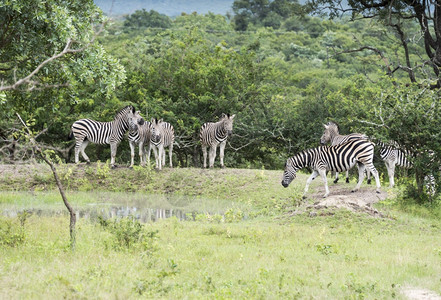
left=98, top=216, right=158, bottom=251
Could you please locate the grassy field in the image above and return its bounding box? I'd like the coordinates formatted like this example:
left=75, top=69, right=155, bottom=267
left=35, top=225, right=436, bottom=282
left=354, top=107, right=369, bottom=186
left=1, top=163, right=441, bottom=299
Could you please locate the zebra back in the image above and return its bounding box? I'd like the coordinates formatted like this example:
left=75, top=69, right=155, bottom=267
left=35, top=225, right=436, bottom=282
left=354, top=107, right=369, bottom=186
left=200, top=113, right=235, bottom=146
left=161, top=121, right=174, bottom=147
left=320, top=121, right=367, bottom=146
left=377, top=141, right=412, bottom=169
left=71, top=105, right=135, bottom=145
left=290, top=139, right=375, bottom=173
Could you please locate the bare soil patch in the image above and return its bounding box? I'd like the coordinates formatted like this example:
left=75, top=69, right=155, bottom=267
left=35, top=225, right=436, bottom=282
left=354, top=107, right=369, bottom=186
left=292, top=184, right=390, bottom=217
left=401, top=286, right=441, bottom=300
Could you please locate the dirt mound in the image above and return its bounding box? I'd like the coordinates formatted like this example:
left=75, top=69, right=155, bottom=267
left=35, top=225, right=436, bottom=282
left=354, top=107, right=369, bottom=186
left=292, top=185, right=389, bottom=217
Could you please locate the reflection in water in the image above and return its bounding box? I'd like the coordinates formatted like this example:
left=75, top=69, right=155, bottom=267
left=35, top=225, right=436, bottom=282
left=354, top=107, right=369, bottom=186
left=1, top=206, right=190, bottom=223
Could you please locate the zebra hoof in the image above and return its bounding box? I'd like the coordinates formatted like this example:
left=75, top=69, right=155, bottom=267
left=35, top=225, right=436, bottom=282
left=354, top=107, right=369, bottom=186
left=129, top=166, right=133, bottom=169
left=333, top=178, right=339, bottom=184
left=111, top=164, right=117, bottom=169
left=376, top=190, right=381, bottom=194
left=367, top=179, right=372, bottom=185
left=86, top=161, right=91, bottom=165
left=346, top=178, right=349, bottom=183
left=302, top=195, right=307, bottom=200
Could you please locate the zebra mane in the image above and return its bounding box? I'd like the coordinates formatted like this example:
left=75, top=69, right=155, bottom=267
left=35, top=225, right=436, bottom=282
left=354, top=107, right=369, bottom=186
left=113, top=105, right=135, bottom=122
left=119, top=105, right=135, bottom=114
left=325, top=121, right=340, bottom=133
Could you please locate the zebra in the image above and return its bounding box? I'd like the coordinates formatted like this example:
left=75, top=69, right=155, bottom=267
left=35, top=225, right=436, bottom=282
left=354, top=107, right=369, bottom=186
left=376, top=141, right=412, bottom=188
left=149, top=118, right=174, bottom=170
left=70, top=105, right=135, bottom=168
left=320, top=121, right=371, bottom=184
left=200, top=113, right=235, bottom=168
left=127, top=111, right=150, bottom=168
left=281, top=139, right=381, bottom=198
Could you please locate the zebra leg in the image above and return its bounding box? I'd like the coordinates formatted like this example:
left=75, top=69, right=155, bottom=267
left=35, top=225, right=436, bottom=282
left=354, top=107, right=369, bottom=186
left=209, top=145, right=217, bottom=168
left=303, top=170, right=320, bottom=198
left=152, top=145, right=159, bottom=169
left=79, top=139, right=90, bottom=164
left=333, top=171, right=339, bottom=184
left=366, top=169, right=371, bottom=184
left=363, top=163, right=381, bottom=194
left=129, top=141, right=135, bottom=168
left=366, top=163, right=381, bottom=193
left=74, top=139, right=81, bottom=164
left=202, top=145, right=208, bottom=168
left=318, top=169, right=330, bottom=198
left=157, top=144, right=164, bottom=170
left=345, top=170, right=349, bottom=183
left=219, top=141, right=227, bottom=168
left=139, top=141, right=145, bottom=167
left=169, top=143, right=173, bottom=168
left=385, top=161, right=395, bottom=188
left=146, top=143, right=151, bottom=167
left=110, top=142, right=118, bottom=168
left=162, top=146, right=166, bottom=168
left=352, top=162, right=366, bottom=193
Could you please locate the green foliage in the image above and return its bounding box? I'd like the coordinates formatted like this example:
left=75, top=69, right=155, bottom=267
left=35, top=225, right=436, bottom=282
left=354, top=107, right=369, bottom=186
left=123, top=9, right=171, bottom=30
left=99, top=216, right=159, bottom=251
left=232, top=0, right=304, bottom=30
left=0, top=215, right=26, bottom=247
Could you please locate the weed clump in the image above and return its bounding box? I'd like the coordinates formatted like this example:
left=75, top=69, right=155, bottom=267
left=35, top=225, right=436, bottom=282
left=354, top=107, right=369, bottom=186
left=0, top=211, right=29, bottom=247
left=98, top=216, right=158, bottom=251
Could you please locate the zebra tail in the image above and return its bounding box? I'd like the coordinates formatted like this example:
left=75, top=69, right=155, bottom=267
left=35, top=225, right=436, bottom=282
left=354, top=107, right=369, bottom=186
left=68, top=130, right=74, bottom=140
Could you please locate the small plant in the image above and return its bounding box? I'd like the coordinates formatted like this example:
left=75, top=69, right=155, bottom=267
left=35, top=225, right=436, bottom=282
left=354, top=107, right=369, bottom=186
left=96, top=160, right=110, bottom=179
left=315, top=244, right=335, bottom=255
left=99, top=216, right=158, bottom=251
left=224, top=208, right=243, bottom=223
left=0, top=217, right=26, bottom=247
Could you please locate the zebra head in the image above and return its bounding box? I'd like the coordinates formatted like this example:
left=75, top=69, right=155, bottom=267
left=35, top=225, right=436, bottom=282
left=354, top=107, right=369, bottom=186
left=281, top=158, right=298, bottom=188
left=320, top=122, right=339, bottom=145
left=221, top=113, right=235, bottom=136
left=128, top=110, right=145, bottom=132
left=150, top=118, right=163, bottom=144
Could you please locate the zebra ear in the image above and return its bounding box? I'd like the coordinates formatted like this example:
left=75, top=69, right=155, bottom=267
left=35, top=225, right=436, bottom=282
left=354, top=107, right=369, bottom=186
left=221, top=113, right=227, bottom=119
left=323, top=123, right=328, bottom=129
left=151, top=117, right=155, bottom=123
left=230, top=114, right=235, bottom=119
left=131, top=106, right=135, bottom=114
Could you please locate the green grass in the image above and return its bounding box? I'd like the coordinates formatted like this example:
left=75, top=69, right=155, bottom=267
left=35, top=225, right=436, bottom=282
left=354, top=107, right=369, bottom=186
left=1, top=164, right=441, bottom=298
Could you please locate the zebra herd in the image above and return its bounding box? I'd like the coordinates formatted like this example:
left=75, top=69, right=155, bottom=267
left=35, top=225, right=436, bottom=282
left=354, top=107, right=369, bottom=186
left=69, top=105, right=432, bottom=198
left=69, top=105, right=235, bottom=170
left=282, top=121, right=435, bottom=198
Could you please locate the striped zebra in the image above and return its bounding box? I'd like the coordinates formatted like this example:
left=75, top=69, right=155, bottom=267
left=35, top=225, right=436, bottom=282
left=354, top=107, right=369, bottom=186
left=200, top=113, right=235, bottom=168
left=320, top=121, right=370, bottom=184
left=149, top=118, right=174, bottom=170
left=377, top=141, right=412, bottom=188
left=127, top=111, right=150, bottom=168
left=70, top=105, right=135, bottom=168
left=281, top=139, right=381, bottom=198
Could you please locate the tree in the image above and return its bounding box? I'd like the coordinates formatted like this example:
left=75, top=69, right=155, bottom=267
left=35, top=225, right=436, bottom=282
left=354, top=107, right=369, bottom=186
left=0, top=0, right=127, bottom=248
left=306, top=0, right=441, bottom=88
left=0, top=0, right=126, bottom=161
left=123, top=9, right=171, bottom=30
left=232, top=0, right=303, bottom=30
